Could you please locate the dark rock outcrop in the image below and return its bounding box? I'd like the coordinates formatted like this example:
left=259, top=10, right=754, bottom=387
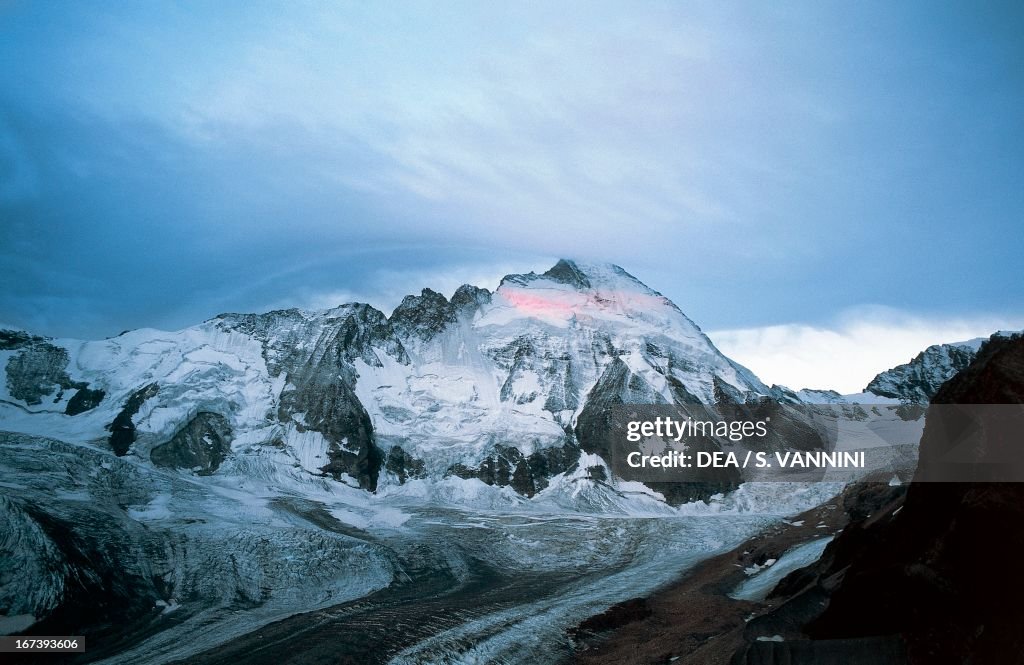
left=0, top=329, right=47, bottom=350
left=570, top=598, right=652, bottom=640
left=107, top=383, right=160, bottom=456
left=543, top=258, right=593, bottom=289
left=2, top=332, right=105, bottom=414
left=214, top=308, right=310, bottom=377
left=732, top=333, right=1024, bottom=665
left=450, top=284, right=491, bottom=315
left=496, top=335, right=543, bottom=404
left=575, top=357, right=742, bottom=505
left=150, top=412, right=233, bottom=475
left=217, top=305, right=407, bottom=490
left=252, top=305, right=409, bottom=491
left=718, top=397, right=829, bottom=455
left=866, top=340, right=980, bottom=403
left=282, top=361, right=380, bottom=489
left=4, top=340, right=79, bottom=405
left=218, top=306, right=400, bottom=489
left=322, top=304, right=410, bottom=367
left=383, top=445, right=427, bottom=484
left=65, top=387, right=105, bottom=415
left=390, top=289, right=458, bottom=342
left=219, top=304, right=409, bottom=376
left=446, top=443, right=580, bottom=497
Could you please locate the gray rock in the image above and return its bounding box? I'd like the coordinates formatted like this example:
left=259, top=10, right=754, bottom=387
left=151, top=412, right=233, bottom=475
left=445, top=442, right=580, bottom=497
left=866, top=341, right=980, bottom=403
left=390, top=289, right=458, bottom=342
left=0, top=329, right=47, bottom=351
left=65, top=387, right=105, bottom=415
left=4, top=340, right=80, bottom=406
left=383, top=445, right=427, bottom=484
left=450, top=284, right=491, bottom=314
left=108, top=383, right=160, bottom=456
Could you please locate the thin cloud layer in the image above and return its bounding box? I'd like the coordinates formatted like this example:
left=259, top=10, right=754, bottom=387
left=709, top=309, right=1024, bottom=394
left=0, top=2, right=1021, bottom=344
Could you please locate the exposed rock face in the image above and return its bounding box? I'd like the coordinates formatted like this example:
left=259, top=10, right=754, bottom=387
left=212, top=307, right=310, bottom=377
left=383, top=445, right=427, bottom=484
left=575, top=356, right=665, bottom=463
left=450, top=284, right=491, bottom=314
left=923, top=333, right=1024, bottom=405
left=278, top=328, right=383, bottom=490
left=866, top=339, right=982, bottom=403
left=447, top=443, right=580, bottom=497
left=731, top=333, right=1024, bottom=664
left=317, top=304, right=410, bottom=367
left=218, top=303, right=408, bottom=490
left=2, top=330, right=105, bottom=414
left=221, top=304, right=409, bottom=375
left=390, top=289, right=458, bottom=343
left=3, top=260, right=801, bottom=503
left=575, top=358, right=744, bottom=505
left=5, top=340, right=77, bottom=406
left=0, top=329, right=48, bottom=350
left=65, top=387, right=105, bottom=415
left=150, top=412, right=233, bottom=475
left=108, top=383, right=160, bottom=456
left=543, top=258, right=594, bottom=289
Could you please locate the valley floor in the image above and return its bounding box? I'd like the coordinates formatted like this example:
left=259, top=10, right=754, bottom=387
left=570, top=497, right=851, bottom=664
left=1, top=431, right=845, bottom=665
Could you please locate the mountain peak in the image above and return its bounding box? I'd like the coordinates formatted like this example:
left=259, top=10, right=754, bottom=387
left=542, top=259, right=592, bottom=289
left=390, top=288, right=458, bottom=342
left=499, top=259, right=651, bottom=294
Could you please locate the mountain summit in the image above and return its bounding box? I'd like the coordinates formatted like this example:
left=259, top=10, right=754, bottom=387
left=2, top=260, right=769, bottom=504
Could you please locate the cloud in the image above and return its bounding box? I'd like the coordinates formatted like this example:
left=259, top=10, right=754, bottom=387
left=708, top=307, right=1024, bottom=394
left=254, top=259, right=549, bottom=316
left=0, top=117, right=38, bottom=203
left=1, top=2, right=1022, bottom=341
left=147, top=3, right=842, bottom=264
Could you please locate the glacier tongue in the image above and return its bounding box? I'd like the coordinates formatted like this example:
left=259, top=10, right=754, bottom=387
left=0, top=427, right=834, bottom=664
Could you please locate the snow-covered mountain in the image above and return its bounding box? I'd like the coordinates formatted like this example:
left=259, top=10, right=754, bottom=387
left=864, top=337, right=986, bottom=403
left=1, top=260, right=774, bottom=505
left=3, top=260, right=857, bottom=661
left=1, top=260, right=970, bottom=662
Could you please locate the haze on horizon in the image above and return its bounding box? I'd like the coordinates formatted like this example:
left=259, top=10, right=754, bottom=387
left=1, top=1, right=1022, bottom=392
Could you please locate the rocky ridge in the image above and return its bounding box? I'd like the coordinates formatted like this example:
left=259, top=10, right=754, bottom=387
left=865, top=338, right=985, bottom=403
left=2, top=260, right=797, bottom=505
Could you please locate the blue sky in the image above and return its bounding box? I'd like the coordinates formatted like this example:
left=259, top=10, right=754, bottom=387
left=1, top=1, right=1022, bottom=390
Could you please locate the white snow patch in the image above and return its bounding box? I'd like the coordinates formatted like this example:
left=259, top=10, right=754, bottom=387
left=128, top=493, right=174, bottom=521
left=730, top=536, right=834, bottom=602
left=743, top=558, right=777, bottom=576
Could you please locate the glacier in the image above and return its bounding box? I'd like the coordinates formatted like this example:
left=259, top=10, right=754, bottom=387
left=0, top=260, right=907, bottom=663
